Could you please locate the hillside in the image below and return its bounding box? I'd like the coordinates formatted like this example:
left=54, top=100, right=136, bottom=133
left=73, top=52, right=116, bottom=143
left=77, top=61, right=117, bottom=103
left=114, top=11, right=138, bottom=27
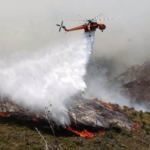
left=114, top=62, right=150, bottom=84
left=1, top=61, right=150, bottom=149
left=0, top=106, right=150, bottom=150
left=113, top=61, right=150, bottom=104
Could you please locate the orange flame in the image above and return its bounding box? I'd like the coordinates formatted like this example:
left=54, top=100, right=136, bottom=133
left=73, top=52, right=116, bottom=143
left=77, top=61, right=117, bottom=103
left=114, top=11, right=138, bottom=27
left=131, top=127, right=135, bottom=131
left=101, top=101, right=115, bottom=110
left=67, top=126, right=105, bottom=138
left=67, top=126, right=95, bottom=138
left=19, top=117, right=38, bottom=122
left=0, top=112, right=38, bottom=122
left=98, top=130, right=106, bottom=135
left=134, top=123, right=138, bottom=128
left=32, top=118, right=38, bottom=121
left=0, top=112, right=10, bottom=117
left=131, top=122, right=138, bottom=131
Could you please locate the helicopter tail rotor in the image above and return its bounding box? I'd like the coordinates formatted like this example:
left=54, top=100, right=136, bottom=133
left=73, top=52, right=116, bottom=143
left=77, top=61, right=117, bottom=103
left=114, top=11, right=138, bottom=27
left=56, top=21, right=64, bottom=32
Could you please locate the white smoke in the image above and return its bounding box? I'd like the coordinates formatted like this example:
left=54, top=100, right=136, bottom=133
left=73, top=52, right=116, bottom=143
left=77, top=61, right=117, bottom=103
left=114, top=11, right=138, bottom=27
left=84, top=61, right=150, bottom=112
left=0, top=31, right=95, bottom=124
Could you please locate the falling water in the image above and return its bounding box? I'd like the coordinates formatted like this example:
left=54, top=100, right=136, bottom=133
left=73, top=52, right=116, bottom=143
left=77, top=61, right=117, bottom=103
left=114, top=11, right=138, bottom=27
left=0, top=31, right=95, bottom=124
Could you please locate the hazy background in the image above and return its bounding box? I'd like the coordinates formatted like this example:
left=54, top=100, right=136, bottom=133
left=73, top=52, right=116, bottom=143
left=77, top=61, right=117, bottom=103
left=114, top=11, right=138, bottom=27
left=0, top=0, right=149, bottom=118
left=0, top=0, right=150, bottom=76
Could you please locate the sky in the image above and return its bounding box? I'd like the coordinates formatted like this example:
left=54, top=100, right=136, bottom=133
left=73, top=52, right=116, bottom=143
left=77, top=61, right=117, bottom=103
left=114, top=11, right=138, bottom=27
left=0, top=0, right=150, bottom=75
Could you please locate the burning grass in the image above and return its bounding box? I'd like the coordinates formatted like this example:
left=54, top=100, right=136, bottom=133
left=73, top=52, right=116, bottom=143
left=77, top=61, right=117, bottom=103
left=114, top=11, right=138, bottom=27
left=101, top=101, right=116, bottom=110
left=0, top=112, right=40, bottom=122
left=67, top=126, right=106, bottom=138
left=0, top=112, right=10, bottom=117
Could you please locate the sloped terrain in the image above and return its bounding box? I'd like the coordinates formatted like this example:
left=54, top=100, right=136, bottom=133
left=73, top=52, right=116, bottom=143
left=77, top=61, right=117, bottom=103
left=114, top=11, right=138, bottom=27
left=0, top=98, right=135, bottom=131
left=114, top=61, right=150, bottom=84
left=0, top=105, right=150, bottom=150
left=1, top=61, right=150, bottom=149
left=113, top=61, right=150, bottom=103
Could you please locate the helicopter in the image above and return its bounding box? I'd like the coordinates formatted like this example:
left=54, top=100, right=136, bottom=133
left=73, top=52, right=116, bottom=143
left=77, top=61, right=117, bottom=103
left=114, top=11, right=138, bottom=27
left=56, top=15, right=112, bottom=36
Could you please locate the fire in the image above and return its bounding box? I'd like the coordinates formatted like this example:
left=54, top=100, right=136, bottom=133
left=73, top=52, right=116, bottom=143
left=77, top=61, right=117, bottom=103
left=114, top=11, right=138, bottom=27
left=67, top=126, right=105, bottom=138
left=101, top=101, right=115, bottom=110
left=98, top=130, right=106, bottom=135
left=19, top=117, right=38, bottom=122
left=0, top=112, right=10, bottom=117
left=32, top=118, right=38, bottom=121
left=131, top=127, right=135, bottom=131
left=67, top=126, right=95, bottom=138
left=131, top=122, right=138, bottom=131
left=134, top=123, right=138, bottom=128
left=0, top=112, right=38, bottom=122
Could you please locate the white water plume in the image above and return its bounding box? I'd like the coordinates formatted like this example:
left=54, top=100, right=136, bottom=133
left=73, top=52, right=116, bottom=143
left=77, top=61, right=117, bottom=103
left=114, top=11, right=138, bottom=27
left=0, top=31, right=95, bottom=124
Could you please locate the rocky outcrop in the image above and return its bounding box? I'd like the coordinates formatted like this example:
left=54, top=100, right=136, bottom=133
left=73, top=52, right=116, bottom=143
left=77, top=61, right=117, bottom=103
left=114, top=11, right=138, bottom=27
left=69, top=99, right=134, bottom=131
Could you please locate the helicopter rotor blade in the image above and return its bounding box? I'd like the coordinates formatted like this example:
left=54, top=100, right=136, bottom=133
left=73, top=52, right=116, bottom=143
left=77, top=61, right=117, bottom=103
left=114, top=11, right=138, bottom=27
left=95, top=18, right=113, bottom=21
left=78, top=15, right=88, bottom=21
left=65, top=19, right=86, bottom=21
left=56, top=24, right=60, bottom=26
left=92, top=14, right=103, bottom=20
left=59, top=27, right=61, bottom=32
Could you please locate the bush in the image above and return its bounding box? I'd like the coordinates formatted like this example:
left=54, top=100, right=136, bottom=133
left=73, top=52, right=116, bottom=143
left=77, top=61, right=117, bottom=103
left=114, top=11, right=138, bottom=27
left=112, top=126, right=123, bottom=133
left=132, top=112, right=137, bottom=117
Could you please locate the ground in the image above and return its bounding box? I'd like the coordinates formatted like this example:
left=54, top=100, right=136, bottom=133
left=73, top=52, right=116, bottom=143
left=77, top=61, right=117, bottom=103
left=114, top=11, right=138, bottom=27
left=0, top=106, right=150, bottom=150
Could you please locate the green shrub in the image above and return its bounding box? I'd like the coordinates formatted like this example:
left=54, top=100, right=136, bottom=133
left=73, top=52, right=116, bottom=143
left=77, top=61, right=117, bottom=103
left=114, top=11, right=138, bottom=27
left=132, top=112, right=137, bottom=117
left=112, top=126, right=123, bottom=133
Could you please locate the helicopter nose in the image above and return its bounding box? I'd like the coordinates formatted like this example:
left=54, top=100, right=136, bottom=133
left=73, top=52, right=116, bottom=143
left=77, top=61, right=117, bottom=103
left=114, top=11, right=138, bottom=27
left=99, top=24, right=106, bottom=30
left=103, top=24, right=106, bottom=29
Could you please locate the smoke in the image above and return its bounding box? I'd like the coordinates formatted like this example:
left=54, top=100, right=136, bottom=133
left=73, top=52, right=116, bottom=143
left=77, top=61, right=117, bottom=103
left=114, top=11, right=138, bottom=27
left=83, top=58, right=150, bottom=112
left=0, top=0, right=150, bottom=77
left=0, top=31, right=95, bottom=124
left=83, top=58, right=130, bottom=105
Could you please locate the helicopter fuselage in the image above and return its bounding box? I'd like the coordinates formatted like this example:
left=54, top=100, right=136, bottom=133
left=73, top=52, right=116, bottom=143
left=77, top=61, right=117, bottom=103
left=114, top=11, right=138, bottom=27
left=62, top=22, right=106, bottom=33
left=84, top=23, right=106, bottom=32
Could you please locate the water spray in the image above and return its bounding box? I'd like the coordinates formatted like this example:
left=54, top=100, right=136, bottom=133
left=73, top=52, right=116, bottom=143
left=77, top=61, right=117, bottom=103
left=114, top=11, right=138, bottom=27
left=0, top=31, right=95, bottom=124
